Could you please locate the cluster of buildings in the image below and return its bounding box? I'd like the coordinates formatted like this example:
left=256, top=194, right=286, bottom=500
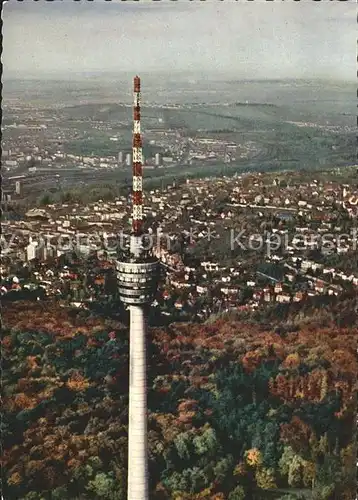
left=2, top=95, right=264, bottom=204
left=186, top=137, right=259, bottom=164
left=2, top=170, right=357, bottom=318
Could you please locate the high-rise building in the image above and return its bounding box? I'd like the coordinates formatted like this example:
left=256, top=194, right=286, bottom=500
left=155, top=152, right=161, bottom=167
left=2, top=191, right=12, bottom=202
left=116, top=77, right=160, bottom=500
left=26, top=238, right=38, bottom=261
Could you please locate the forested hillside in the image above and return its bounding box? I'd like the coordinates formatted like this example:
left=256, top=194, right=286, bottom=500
left=2, top=302, right=357, bottom=500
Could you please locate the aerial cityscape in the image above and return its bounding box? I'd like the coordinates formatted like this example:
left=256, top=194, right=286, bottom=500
left=2, top=2, right=357, bottom=500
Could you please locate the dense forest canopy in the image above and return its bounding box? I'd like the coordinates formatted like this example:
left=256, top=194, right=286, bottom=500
left=2, top=301, right=357, bottom=500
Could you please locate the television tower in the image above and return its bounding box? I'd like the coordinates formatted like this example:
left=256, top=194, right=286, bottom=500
left=116, top=76, right=159, bottom=500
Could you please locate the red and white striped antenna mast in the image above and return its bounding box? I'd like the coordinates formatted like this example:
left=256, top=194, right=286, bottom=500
left=132, top=76, right=143, bottom=237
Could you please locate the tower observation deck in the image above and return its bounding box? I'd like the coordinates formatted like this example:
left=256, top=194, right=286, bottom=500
left=116, top=76, right=159, bottom=500
left=116, top=258, right=159, bottom=305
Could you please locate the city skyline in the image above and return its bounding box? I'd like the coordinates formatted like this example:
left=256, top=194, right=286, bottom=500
left=3, top=0, right=355, bottom=82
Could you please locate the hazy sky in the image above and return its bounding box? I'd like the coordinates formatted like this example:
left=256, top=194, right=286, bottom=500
left=2, top=0, right=355, bottom=81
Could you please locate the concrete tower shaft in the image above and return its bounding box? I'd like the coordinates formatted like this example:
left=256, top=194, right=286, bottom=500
left=127, top=305, right=148, bottom=499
